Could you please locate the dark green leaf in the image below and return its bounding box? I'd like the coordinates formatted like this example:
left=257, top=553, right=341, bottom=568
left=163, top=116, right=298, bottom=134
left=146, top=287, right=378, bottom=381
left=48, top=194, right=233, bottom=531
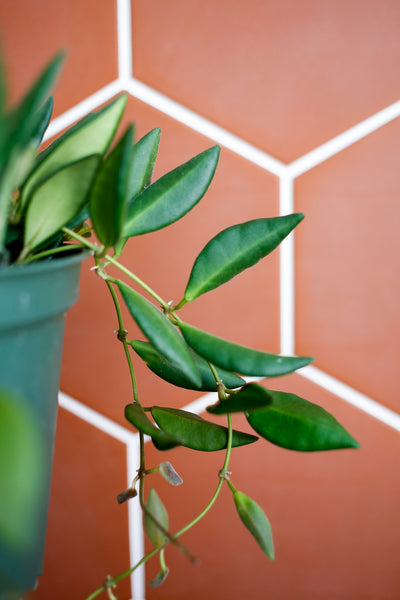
left=129, top=339, right=245, bottom=391
left=20, top=94, right=127, bottom=210
left=149, top=566, right=169, bottom=588
left=246, top=390, right=360, bottom=451
left=3, top=53, right=64, bottom=169
left=233, top=490, right=274, bottom=560
left=124, top=403, right=179, bottom=450
left=207, top=383, right=272, bottom=414
left=144, top=488, right=169, bottom=547
left=90, top=125, right=133, bottom=247
left=185, top=214, right=304, bottom=301
left=117, top=281, right=201, bottom=387
left=179, top=321, right=313, bottom=377
left=151, top=406, right=258, bottom=452
left=127, top=127, right=160, bottom=202
left=24, top=154, right=100, bottom=251
left=122, top=145, right=220, bottom=237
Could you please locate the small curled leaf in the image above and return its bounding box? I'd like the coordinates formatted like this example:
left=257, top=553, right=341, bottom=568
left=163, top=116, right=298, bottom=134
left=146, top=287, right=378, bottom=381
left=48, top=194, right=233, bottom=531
left=233, top=490, right=274, bottom=560
left=149, top=567, right=170, bottom=588
left=159, top=461, right=183, bottom=486
left=116, top=488, right=137, bottom=504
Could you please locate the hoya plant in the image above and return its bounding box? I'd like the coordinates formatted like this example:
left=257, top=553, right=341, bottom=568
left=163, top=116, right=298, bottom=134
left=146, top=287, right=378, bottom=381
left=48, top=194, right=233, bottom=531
left=0, top=54, right=359, bottom=597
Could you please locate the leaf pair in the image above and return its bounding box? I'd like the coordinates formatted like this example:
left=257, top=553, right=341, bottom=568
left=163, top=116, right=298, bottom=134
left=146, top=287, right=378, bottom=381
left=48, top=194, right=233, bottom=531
left=124, top=402, right=257, bottom=452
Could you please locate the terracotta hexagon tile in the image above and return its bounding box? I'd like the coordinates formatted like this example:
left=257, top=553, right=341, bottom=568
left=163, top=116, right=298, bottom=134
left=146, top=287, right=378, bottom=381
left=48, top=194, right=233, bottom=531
left=27, top=408, right=131, bottom=600
left=0, top=0, right=118, bottom=116
left=61, top=96, right=280, bottom=424
left=295, top=117, right=400, bottom=413
left=141, top=374, right=400, bottom=600
left=132, top=0, right=400, bottom=162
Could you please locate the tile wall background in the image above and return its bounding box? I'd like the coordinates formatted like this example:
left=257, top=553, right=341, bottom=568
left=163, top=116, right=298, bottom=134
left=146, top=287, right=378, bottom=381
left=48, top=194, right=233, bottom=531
left=0, top=1, right=399, bottom=598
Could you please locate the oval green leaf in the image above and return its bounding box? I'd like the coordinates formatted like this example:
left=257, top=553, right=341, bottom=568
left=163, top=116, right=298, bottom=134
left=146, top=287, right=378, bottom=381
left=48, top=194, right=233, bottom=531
left=246, top=390, right=360, bottom=451
left=126, top=128, right=161, bottom=202
left=117, top=281, right=201, bottom=387
left=130, top=339, right=245, bottom=391
left=20, top=94, right=127, bottom=210
left=179, top=322, right=313, bottom=377
left=144, top=488, right=169, bottom=547
left=184, top=214, right=304, bottom=301
left=90, top=125, right=133, bottom=247
left=207, top=383, right=272, bottom=414
left=24, top=154, right=100, bottom=251
left=151, top=406, right=258, bottom=452
left=122, top=145, right=220, bottom=237
left=124, top=403, right=179, bottom=450
left=233, top=490, right=274, bottom=560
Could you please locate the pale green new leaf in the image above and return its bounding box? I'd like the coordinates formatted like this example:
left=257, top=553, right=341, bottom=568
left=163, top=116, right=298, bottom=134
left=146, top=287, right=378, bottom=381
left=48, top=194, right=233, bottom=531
left=246, top=390, right=360, bottom=451
left=123, top=145, right=220, bottom=237
left=24, top=154, right=100, bottom=251
left=144, top=489, right=169, bottom=547
left=117, top=281, right=201, bottom=387
left=184, top=214, right=304, bottom=302
left=179, top=321, right=313, bottom=377
left=233, top=490, right=274, bottom=560
left=90, top=125, right=133, bottom=247
left=20, top=94, right=127, bottom=210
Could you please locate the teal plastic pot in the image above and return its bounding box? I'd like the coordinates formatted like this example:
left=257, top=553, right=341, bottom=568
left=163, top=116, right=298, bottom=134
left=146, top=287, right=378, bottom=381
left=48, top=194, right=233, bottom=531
left=0, top=251, right=88, bottom=599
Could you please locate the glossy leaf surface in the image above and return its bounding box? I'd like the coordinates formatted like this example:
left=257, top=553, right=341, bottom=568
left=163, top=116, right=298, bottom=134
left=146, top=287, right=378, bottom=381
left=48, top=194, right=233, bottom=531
left=123, top=145, right=220, bottom=237
left=179, top=322, right=313, bottom=377
left=144, top=488, right=169, bottom=547
left=24, top=155, right=100, bottom=251
left=21, top=94, right=127, bottom=209
left=117, top=282, right=201, bottom=387
left=90, top=125, right=133, bottom=247
left=124, top=403, right=179, bottom=450
left=126, top=128, right=160, bottom=202
left=246, top=390, right=360, bottom=451
left=185, top=214, right=304, bottom=301
left=151, top=406, right=258, bottom=452
left=130, top=339, right=245, bottom=391
left=207, top=383, right=272, bottom=414
left=233, top=490, right=274, bottom=560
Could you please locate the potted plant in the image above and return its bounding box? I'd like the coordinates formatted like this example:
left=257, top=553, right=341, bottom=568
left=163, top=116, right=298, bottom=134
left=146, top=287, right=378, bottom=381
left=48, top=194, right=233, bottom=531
left=0, top=52, right=359, bottom=599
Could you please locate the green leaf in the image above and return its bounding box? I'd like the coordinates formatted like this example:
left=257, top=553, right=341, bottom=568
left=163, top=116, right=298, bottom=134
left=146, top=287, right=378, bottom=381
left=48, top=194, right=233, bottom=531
left=3, top=52, right=64, bottom=170
left=246, top=390, right=360, bottom=451
left=124, top=403, right=179, bottom=450
left=185, top=214, right=304, bottom=302
left=151, top=406, right=258, bottom=452
left=179, top=321, right=313, bottom=377
left=0, top=389, right=46, bottom=554
left=149, top=566, right=170, bottom=588
left=90, top=125, right=133, bottom=247
left=20, top=94, right=127, bottom=210
left=144, top=488, right=169, bottom=547
left=122, top=145, right=220, bottom=237
left=207, top=383, right=272, bottom=414
left=24, top=154, right=100, bottom=251
left=233, top=490, right=274, bottom=560
left=117, top=281, right=201, bottom=387
left=129, top=339, right=245, bottom=391
left=126, top=127, right=161, bottom=202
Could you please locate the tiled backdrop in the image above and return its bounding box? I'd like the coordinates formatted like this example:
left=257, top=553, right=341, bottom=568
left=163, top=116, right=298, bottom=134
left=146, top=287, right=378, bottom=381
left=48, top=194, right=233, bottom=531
left=1, top=1, right=399, bottom=598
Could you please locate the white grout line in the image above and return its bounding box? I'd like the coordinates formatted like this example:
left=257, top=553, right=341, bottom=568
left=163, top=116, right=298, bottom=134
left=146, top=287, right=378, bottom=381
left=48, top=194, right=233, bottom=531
left=126, top=437, right=146, bottom=600
left=43, top=79, right=123, bottom=140
left=125, top=78, right=287, bottom=176
left=58, top=391, right=137, bottom=443
left=117, top=0, right=133, bottom=85
left=286, top=100, right=400, bottom=178
left=279, top=175, right=296, bottom=356
left=299, top=365, right=400, bottom=432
